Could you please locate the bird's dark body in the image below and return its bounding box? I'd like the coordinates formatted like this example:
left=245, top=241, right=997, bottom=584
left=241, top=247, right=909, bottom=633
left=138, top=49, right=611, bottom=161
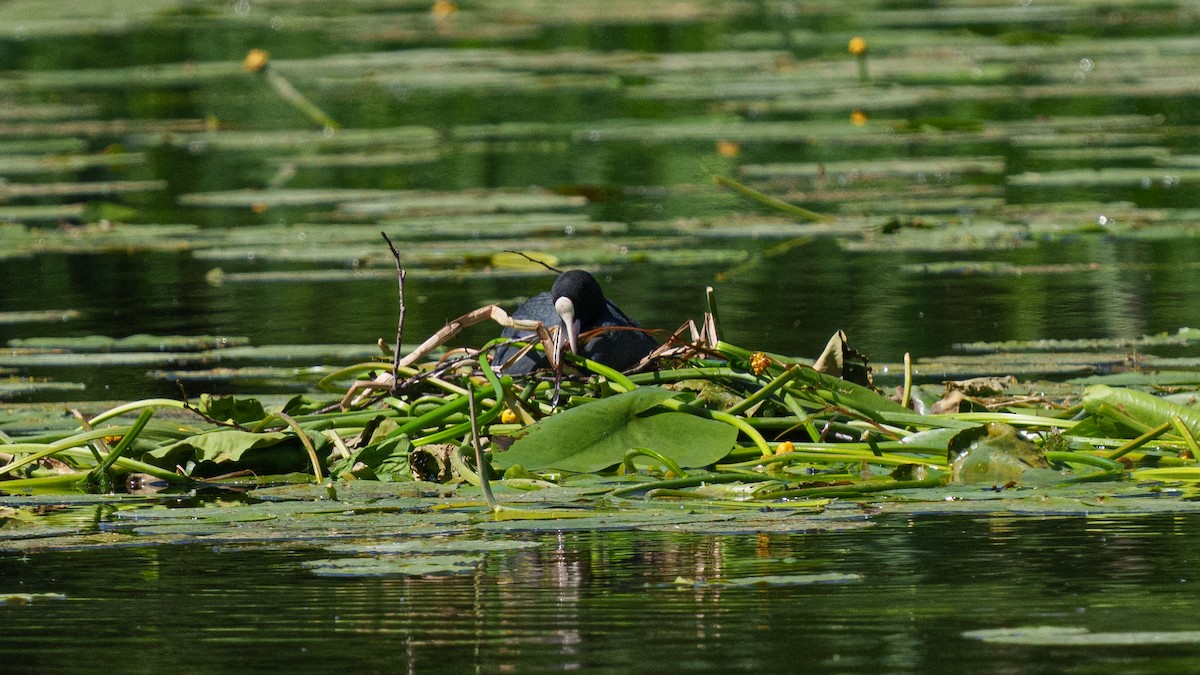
left=493, top=271, right=657, bottom=374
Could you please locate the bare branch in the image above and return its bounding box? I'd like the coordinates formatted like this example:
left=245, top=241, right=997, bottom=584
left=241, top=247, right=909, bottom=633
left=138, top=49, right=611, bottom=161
left=381, top=231, right=406, bottom=394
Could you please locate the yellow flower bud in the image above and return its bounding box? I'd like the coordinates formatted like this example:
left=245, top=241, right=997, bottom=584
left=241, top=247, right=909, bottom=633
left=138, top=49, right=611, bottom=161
left=750, top=352, right=771, bottom=375
left=242, top=49, right=269, bottom=73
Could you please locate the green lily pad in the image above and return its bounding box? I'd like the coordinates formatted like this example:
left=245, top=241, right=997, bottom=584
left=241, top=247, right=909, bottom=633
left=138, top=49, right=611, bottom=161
left=0, top=310, right=80, bottom=324
left=0, top=377, right=86, bottom=399
left=323, top=539, right=540, bottom=554
left=492, top=387, right=737, bottom=472
left=713, top=572, right=863, bottom=587
left=301, top=554, right=482, bottom=577
left=962, top=626, right=1200, bottom=646
left=948, top=422, right=1052, bottom=485
left=0, top=593, right=68, bottom=605
left=144, top=429, right=293, bottom=467
left=251, top=480, right=456, bottom=502
left=1084, top=384, right=1200, bottom=439
left=639, top=514, right=874, bottom=535
left=475, top=512, right=731, bottom=533
left=8, top=334, right=249, bottom=352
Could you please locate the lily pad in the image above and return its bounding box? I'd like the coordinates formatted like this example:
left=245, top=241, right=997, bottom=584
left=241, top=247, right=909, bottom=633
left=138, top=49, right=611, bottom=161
left=144, top=429, right=293, bottom=467
left=301, top=554, right=482, bottom=577
left=492, top=387, right=738, bottom=472
left=8, top=334, right=249, bottom=352
left=713, top=572, right=863, bottom=587
left=962, top=626, right=1200, bottom=646
left=475, top=512, right=731, bottom=533
left=323, top=539, right=540, bottom=554
left=949, top=423, right=1053, bottom=484
left=640, top=514, right=874, bottom=535
left=0, top=593, right=68, bottom=605
left=0, top=310, right=79, bottom=324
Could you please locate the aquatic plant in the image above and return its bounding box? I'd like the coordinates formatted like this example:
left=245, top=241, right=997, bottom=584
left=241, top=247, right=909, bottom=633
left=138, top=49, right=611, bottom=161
left=2, top=284, right=1195, bottom=516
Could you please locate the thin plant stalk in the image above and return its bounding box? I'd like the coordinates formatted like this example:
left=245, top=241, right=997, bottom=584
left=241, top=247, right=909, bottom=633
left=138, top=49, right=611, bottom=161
left=467, top=381, right=500, bottom=512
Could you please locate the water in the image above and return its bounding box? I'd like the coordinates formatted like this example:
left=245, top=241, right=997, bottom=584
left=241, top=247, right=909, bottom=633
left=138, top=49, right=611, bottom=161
left=3, top=514, right=1199, bottom=673
left=4, top=2, right=1200, bottom=671
left=1, top=4, right=1199, bottom=405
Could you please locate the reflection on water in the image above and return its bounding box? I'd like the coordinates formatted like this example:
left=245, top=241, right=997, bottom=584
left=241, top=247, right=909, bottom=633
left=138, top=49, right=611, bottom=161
left=3, top=514, right=1200, bottom=673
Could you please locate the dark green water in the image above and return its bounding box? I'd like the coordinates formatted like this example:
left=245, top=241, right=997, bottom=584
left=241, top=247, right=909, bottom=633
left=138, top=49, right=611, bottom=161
left=4, top=2, right=1200, bottom=671
left=3, top=514, right=1200, bottom=673
left=1, top=2, right=1200, bottom=402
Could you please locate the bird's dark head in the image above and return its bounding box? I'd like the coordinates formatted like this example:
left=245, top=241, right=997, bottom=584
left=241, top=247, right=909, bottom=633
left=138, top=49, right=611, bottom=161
left=550, top=270, right=606, bottom=355
left=550, top=270, right=606, bottom=324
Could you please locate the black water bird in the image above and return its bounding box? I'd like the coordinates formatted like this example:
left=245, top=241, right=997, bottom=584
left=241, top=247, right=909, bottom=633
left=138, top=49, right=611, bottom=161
left=493, top=270, right=657, bottom=374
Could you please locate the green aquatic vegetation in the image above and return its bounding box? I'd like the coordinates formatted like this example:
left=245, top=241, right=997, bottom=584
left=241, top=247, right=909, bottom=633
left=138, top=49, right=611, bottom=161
left=8, top=312, right=1198, bottom=526
left=0, top=593, right=68, bottom=605
left=0, top=151, right=144, bottom=175
left=302, top=554, right=484, bottom=577
left=954, top=328, right=1200, bottom=353
left=9, top=334, right=249, bottom=352
left=1008, top=167, right=1200, bottom=188
left=493, top=387, right=739, bottom=473
left=323, top=539, right=540, bottom=555
left=740, top=157, right=1006, bottom=181
left=962, top=626, right=1200, bottom=646
left=0, top=222, right=200, bottom=257
left=691, top=572, right=864, bottom=587
left=0, top=377, right=86, bottom=400
left=0, top=179, right=165, bottom=199
left=161, top=127, right=438, bottom=153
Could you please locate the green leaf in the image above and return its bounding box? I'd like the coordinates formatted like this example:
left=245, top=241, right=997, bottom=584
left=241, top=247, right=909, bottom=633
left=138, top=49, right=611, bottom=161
left=144, top=429, right=291, bottom=467
left=280, top=394, right=326, bottom=416
left=963, top=626, right=1200, bottom=646
left=492, top=387, right=736, bottom=473
left=329, top=435, right=411, bottom=481
left=947, top=422, right=1053, bottom=484
left=1084, top=384, right=1200, bottom=438
left=199, top=394, right=267, bottom=425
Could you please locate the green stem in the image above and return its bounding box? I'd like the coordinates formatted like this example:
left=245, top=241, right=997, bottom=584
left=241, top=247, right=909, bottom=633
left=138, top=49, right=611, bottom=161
left=52, top=448, right=191, bottom=484
left=411, top=361, right=509, bottom=446
left=623, top=447, right=688, bottom=478
left=1044, top=451, right=1126, bottom=473
left=89, top=408, right=155, bottom=479
left=259, top=412, right=324, bottom=482
left=719, top=448, right=944, bottom=471
left=607, top=472, right=773, bottom=498
left=713, top=174, right=834, bottom=223
left=467, top=380, right=500, bottom=512
left=1094, top=402, right=1155, bottom=435
left=264, top=67, right=341, bottom=130
left=1103, top=422, right=1172, bottom=461
left=567, top=355, right=637, bottom=391
left=0, top=427, right=141, bottom=477
left=725, top=365, right=797, bottom=416
left=658, top=397, right=774, bottom=458
left=629, top=367, right=760, bottom=386
left=1171, top=414, right=1200, bottom=458
left=757, top=475, right=948, bottom=500
left=88, top=399, right=186, bottom=426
